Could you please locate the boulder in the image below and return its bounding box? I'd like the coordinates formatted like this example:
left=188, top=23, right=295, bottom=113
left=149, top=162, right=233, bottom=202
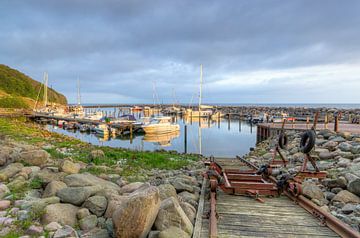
left=170, top=178, right=194, bottom=193
left=331, top=137, right=346, bottom=143
left=35, top=169, right=66, bottom=184
left=119, top=182, right=145, bottom=194
left=60, top=160, right=80, bottom=174
left=322, top=177, right=347, bottom=189
left=338, top=142, right=353, bottom=152
left=53, top=225, right=79, bottom=238
left=44, top=221, right=62, bottom=232
left=63, top=173, right=120, bottom=191
left=77, top=208, right=91, bottom=220
left=83, top=195, right=108, bottom=217
left=57, top=186, right=101, bottom=206
left=0, top=200, right=11, bottom=210
left=42, top=203, right=79, bottom=226
left=19, top=150, right=50, bottom=166
left=341, top=204, right=356, bottom=214
left=0, top=149, right=11, bottom=166
left=79, top=214, right=98, bottom=231
left=0, top=163, right=23, bottom=181
left=302, top=182, right=325, bottom=201
left=351, top=145, right=360, bottom=154
left=347, top=178, right=360, bottom=197
left=158, top=226, right=190, bottom=238
left=177, top=191, right=199, bottom=208
left=112, top=186, right=160, bottom=238
left=337, top=158, right=351, bottom=167
left=43, top=181, right=67, bottom=198
left=322, top=141, right=338, bottom=151
left=81, top=228, right=110, bottom=238
left=180, top=201, right=196, bottom=224
left=0, top=184, right=9, bottom=199
left=332, top=190, right=360, bottom=204
left=104, top=195, right=129, bottom=218
left=21, top=196, right=60, bottom=214
left=319, top=151, right=335, bottom=160
left=158, top=184, right=178, bottom=201
left=154, top=197, right=193, bottom=235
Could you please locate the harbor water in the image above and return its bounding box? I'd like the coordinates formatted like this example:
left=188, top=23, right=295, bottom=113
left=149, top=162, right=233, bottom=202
left=46, top=114, right=257, bottom=158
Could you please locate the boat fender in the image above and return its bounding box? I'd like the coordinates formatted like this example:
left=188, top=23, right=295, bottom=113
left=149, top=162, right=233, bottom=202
left=278, top=132, right=288, bottom=149
left=300, top=130, right=316, bottom=154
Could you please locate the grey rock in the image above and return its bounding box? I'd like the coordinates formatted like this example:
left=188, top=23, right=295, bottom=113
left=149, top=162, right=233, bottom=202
left=331, top=137, right=347, bottom=143
left=158, top=183, right=178, bottom=201
left=44, top=221, right=62, bottom=232
left=57, top=186, right=101, bottom=206
left=119, top=182, right=145, bottom=194
left=341, top=203, right=356, bottom=214
left=41, top=203, right=79, bottom=226
left=302, top=182, right=325, bottom=201
left=112, top=186, right=160, bottom=238
left=322, top=177, right=347, bottom=189
left=155, top=197, right=193, bottom=235
left=347, top=178, right=360, bottom=197
left=0, top=184, right=9, bottom=199
left=0, top=163, right=24, bottom=181
left=351, top=145, right=360, bottom=154
left=324, top=192, right=336, bottom=201
left=79, top=214, right=98, bottom=231
left=77, top=208, right=91, bottom=220
left=83, top=195, right=107, bottom=217
left=53, top=225, right=79, bottom=238
left=158, top=226, right=190, bottom=238
left=331, top=187, right=343, bottom=194
left=332, top=190, right=360, bottom=204
left=81, top=228, right=110, bottom=238
left=338, top=142, right=353, bottom=152
left=177, top=191, right=199, bottom=208
left=43, top=181, right=67, bottom=198
left=63, top=173, right=120, bottom=191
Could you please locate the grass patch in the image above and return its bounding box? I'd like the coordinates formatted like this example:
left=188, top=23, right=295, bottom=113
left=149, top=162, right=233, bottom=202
left=0, top=117, right=199, bottom=178
left=0, top=96, right=29, bottom=109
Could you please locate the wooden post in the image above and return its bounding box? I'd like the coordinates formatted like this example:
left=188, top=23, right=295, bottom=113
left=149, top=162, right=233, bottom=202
left=130, top=125, right=133, bottom=144
left=292, top=119, right=295, bottom=129
left=228, top=114, right=231, bottom=131
left=334, top=115, right=339, bottom=132
left=184, top=125, right=187, bottom=154
left=325, top=113, right=328, bottom=129
left=306, top=116, right=310, bottom=129
left=239, top=119, right=241, bottom=132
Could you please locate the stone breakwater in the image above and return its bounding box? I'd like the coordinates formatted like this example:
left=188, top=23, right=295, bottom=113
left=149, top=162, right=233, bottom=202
left=244, top=129, right=360, bottom=232
left=0, top=137, right=203, bottom=238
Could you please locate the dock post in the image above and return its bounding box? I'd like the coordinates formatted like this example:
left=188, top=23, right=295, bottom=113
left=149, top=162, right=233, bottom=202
left=208, top=116, right=211, bottom=128
left=130, top=125, right=133, bottom=144
left=228, top=114, right=231, bottom=131
left=325, top=113, right=328, bottom=129
left=184, top=125, right=187, bottom=154
left=334, top=115, right=339, bottom=132
left=306, top=117, right=310, bottom=129
left=292, top=119, right=295, bottom=129
left=239, top=119, right=241, bottom=132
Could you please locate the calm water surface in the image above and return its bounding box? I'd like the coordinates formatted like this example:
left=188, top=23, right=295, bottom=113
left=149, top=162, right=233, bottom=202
left=46, top=115, right=257, bottom=157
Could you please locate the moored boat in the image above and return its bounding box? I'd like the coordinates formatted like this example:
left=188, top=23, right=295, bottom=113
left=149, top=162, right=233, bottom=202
left=142, top=117, right=180, bottom=134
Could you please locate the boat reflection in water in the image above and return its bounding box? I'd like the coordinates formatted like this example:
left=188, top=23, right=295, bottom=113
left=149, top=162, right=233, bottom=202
left=143, top=130, right=180, bottom=147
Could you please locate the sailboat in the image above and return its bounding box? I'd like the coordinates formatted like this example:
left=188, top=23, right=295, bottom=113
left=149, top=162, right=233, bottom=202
left=186, top=64, right=213, bottom=118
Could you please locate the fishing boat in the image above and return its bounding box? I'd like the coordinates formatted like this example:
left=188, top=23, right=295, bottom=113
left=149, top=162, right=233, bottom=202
left=142, top=117, right=180, bottom=134
left=94, top=124, right=109, bottom=135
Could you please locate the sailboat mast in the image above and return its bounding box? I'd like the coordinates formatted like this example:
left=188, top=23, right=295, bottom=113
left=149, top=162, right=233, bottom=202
left=199, top=64, right=203, bottom=113
left=44, top=72, right=48, bottom=107
left=77, top=78, right=81, bottom=105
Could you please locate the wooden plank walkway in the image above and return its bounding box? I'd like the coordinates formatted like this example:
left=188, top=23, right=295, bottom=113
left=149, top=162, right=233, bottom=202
left=196, top=159, right=339, bottom=238
left=258, top=122, right=360, bottom=134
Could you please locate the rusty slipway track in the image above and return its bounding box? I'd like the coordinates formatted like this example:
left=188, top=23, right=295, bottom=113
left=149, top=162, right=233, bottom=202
left=193, top=158, right=358, bottom=238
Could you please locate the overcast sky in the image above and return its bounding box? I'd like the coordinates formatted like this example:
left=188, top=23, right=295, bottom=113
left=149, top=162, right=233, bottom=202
left=1, top=0, right=360, bottom=104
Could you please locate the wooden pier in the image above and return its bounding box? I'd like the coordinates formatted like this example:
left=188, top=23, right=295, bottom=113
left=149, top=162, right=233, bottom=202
left=195, top=158, right=340, bottom=238
left=257, top=121, right=360, bottom=143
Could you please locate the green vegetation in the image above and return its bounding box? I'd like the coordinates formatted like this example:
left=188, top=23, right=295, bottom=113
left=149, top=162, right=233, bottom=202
left=0, top=96, right=29, bottom=109
left=0, top=117, right=199, bottom=177
left=0, top=64, right=67, bottom=107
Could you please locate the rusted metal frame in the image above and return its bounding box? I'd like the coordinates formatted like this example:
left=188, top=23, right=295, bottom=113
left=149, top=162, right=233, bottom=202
left=300, top=153, right=320, bottom=174
left=226, top=173, right=263, bottom=181
left=267, top=174, right=360, bottom=238
left=229, top=181, right=276, bottom=189
left=236, top=156, right=258, bottom=171
left=270, top=146, right=288, bottom=167
left=284, top=191, right=360, bottom=238
left=225, top=168, right=257, bottom=174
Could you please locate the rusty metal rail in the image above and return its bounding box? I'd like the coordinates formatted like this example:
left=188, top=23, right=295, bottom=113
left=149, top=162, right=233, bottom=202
left=202, top=157, right=360, bottom=238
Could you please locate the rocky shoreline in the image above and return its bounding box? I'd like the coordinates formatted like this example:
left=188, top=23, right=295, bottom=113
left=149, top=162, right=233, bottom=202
left=0, top=134, right=204, bottom=238
left=244, top=129, right=360, bottom=232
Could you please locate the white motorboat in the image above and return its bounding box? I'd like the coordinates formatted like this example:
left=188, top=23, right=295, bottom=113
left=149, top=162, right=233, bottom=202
left=142, top=117, right=180, bottom=134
